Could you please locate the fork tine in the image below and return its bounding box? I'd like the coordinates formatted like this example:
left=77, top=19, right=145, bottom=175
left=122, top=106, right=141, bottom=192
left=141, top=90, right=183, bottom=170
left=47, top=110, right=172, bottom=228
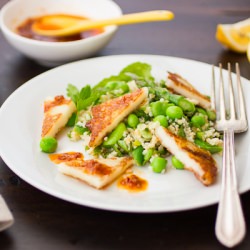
left=227, top=63, right=236, bottom=120
left=236, top=63, right=247, bottom=122
left=210, top=65, right=216, bottom=110
left=219, top=64, right=226, bottom=120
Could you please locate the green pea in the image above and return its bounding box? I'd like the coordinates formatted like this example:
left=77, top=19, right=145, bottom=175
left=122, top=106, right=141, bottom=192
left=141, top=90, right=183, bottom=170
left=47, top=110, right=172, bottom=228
left=172, top=156, right=184, bottom=170
left=103, top=122, right=126, bottom=147
left=196, top=107, right=207, bottom=116
left=141, top=128, right=152, bottom=141
left=196, top=131, right=205, bottom=140
left=150, top=101, right=165, bottom=117
left=150, top=157, right=167, bottom=173
left=207, top=110, right=216, bottom=121
left=166, top=106, right=183, bottom=119
left=127, top=113, right=139, bottom=128
left=178, top=98, right=195, bottom=115
left=40, top=137, right=58, bottom=153
left=191, top=115, right=206, bottom=127
left=132, top=146, right=144, bottom=166
left=153, top=115, right=168, bottom=128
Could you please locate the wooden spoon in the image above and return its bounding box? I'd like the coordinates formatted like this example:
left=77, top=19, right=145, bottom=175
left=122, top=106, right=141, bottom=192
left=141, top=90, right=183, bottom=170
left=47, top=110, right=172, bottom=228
left=32, top=10, right=174, bottom=37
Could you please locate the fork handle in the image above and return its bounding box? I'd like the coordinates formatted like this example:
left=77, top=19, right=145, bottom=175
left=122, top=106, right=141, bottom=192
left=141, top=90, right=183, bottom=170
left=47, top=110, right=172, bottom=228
left=215, top=129, right=246, bottom=247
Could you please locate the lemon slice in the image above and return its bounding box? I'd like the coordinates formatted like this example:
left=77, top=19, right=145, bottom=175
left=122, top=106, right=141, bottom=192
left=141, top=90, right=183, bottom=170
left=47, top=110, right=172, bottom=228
left=216, top=18, right=250, bottom=53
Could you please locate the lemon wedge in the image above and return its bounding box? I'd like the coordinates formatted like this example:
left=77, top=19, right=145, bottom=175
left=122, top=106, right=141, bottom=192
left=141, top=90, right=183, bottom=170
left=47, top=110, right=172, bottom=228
left=216, top=18, right=250, bottom=53
left=247, top=42, right=250, bottom=62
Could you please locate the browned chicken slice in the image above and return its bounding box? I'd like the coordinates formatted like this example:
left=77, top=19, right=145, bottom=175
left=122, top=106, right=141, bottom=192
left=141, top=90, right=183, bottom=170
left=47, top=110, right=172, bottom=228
left=50, top=152, right=134, bottom=189
left=166, top=72, right=211, bottom=109
left=86, top=87, right=148, bottom=147
left=155, top=126, right=217, bottom=185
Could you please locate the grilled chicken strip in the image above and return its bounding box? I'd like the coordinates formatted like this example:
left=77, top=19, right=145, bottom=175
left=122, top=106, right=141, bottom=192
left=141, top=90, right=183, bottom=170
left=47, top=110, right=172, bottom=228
left=166, top=72, right=211, bottom=110
left=41, top=95, right=76, bottom=138
left=86, top=87, right=148, bottom=147
left=155, top=126, right=217, bottom=185
left=50, top=152, right=133, bottom=189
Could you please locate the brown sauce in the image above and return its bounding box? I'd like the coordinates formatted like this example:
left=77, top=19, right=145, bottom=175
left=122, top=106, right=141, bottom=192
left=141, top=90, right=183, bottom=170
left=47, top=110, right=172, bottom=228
left=117, top=174, right=148, bottom=193
left=16, top=14, right=104, bottom=42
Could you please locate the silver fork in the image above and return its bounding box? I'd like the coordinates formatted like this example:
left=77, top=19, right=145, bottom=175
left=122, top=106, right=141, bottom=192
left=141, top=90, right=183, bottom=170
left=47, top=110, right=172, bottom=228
left=211, top=63, right=247, bottom=248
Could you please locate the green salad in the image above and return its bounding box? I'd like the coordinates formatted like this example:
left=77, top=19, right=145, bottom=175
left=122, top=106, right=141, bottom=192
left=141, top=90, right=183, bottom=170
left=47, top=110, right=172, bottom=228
left=66, top=62, right=222, bottom=173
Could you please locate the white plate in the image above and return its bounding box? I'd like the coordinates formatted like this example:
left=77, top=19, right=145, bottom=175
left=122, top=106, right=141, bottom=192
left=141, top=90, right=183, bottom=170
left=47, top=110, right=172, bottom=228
left=0, top=55, right=250, bottom=213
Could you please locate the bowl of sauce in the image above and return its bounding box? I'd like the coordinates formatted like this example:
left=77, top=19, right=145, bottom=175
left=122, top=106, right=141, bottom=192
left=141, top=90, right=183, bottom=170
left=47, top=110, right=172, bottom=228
left=16, top=14, right=105, bottom=43
left=0, top=0, right=122, bottom=66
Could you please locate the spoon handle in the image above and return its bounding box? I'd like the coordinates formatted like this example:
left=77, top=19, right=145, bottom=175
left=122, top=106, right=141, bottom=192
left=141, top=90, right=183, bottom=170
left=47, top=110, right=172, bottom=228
left=93, top=10, right=175, bottom=26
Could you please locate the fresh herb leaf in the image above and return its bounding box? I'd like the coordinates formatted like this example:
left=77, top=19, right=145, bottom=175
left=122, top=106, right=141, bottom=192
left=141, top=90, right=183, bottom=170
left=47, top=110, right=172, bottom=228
left=79, top=85, right=91, bottom=100
left=119, top=62, right=154, bottom=82
left=92, top=62, right=154, bottom=92
left=77, top=94, right=98, bottom=111
left=67, top=84, right=98, bottom=113
left=66, top=84, right=79, bottom=105
left=92, top=75, right=126, bottom=92
left=66, top=62, right=155, bottom=124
